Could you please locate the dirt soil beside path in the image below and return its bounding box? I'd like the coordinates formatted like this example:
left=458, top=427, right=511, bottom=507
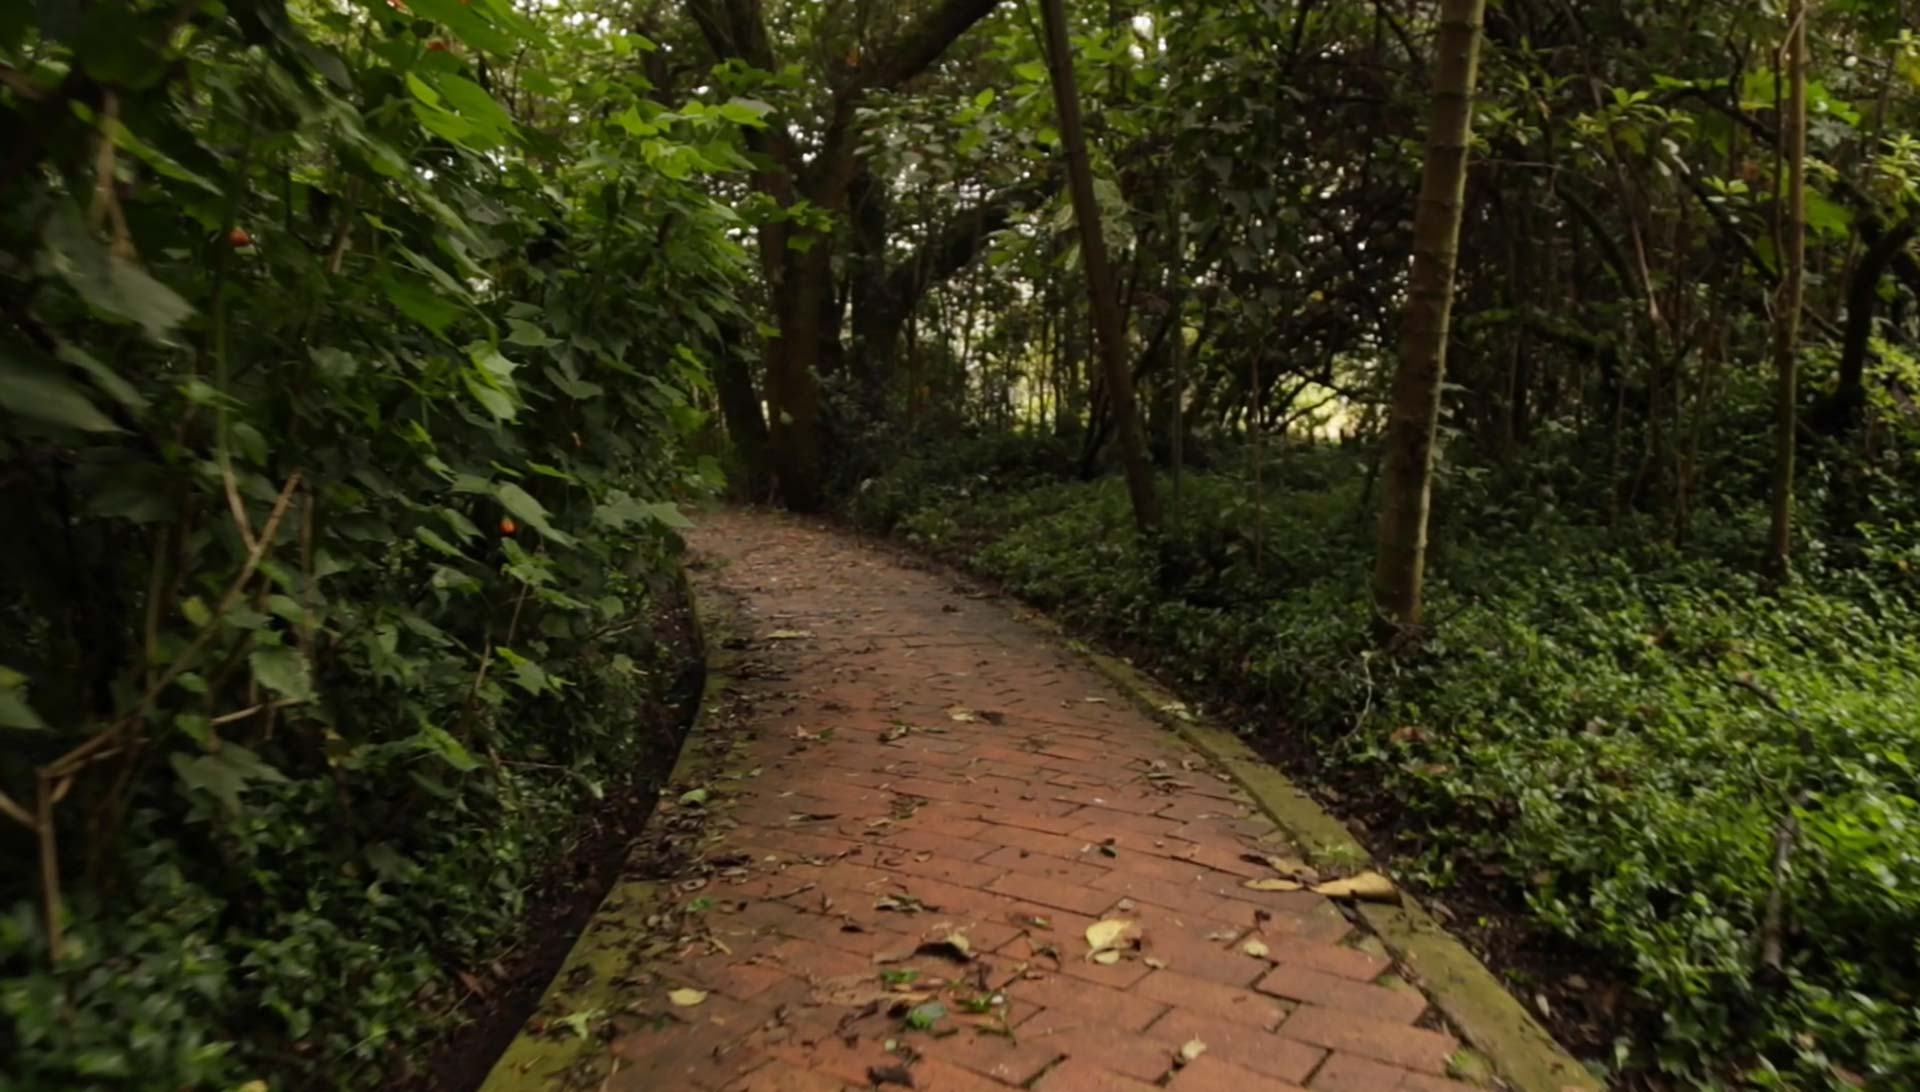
left=481, top=509, right=1506, bottom=1092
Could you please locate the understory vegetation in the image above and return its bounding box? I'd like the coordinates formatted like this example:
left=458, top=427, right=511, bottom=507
left=856, top=433, right=1920, bottom=1088
left=3, top=1, right=741, bottom=1088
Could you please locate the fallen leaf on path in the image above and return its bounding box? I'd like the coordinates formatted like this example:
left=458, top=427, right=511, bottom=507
left=922, top=932, right=973, bottom=962
left=1091, top=950, right=1122, bottom=965
left=905, top=1001, right=947, bottom=1030
left=1242, top=878, right=1305, bottom=892
left=558, top=1008, right=605, bottom=1038
left=767, top=630, right=813, bottom=640
left=1241, top=939, right=1271, bottom=959
left=677, top=788, right=709, bottom=806
left=1311, top=871, right=1399, bottom=903
left=1177, top=1039, right=1207, bottom=1066
left=875, top=893, right=930, bottom=914
left=1144, top=956, right=1167, bottom=969
left=667, top=988, right=707, bottom=1007
left=868, top=1063, right=916, bottom=1088
left=945, top=706, right=979, bottom=722
left=1084, top=918, right=1140, bottom=954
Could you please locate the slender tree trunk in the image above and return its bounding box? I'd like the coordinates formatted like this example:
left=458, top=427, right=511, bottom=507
left=714, top=345, right=772, bottom=498
left=1369, top=0, right=1487, bottom=633
left=1037, top=0, right=1160, bottom=530
left=1768, top=0, right=1808, bottom=573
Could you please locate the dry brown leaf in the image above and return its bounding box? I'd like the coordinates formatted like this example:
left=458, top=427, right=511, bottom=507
left=1311, top=870, right=1399, bottom=903
left=919, top=932, right=973, bottom=962
left=1177, top=1038, right=1208, bottom=1065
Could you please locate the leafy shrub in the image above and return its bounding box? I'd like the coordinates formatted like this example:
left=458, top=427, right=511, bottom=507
left=2, top=2, right=750, bottom=1087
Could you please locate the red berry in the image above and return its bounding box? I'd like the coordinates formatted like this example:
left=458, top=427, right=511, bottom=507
left=499, top=518, right=517, bottom=536
left=228, top=227, right=252, bottom=248
left=427, top=40, right=448, bottom=52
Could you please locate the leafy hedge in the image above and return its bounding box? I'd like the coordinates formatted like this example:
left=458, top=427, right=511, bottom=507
left=854, top=437, right=1920, bottom=1091
left=2, top=2, right=756, bottom=1088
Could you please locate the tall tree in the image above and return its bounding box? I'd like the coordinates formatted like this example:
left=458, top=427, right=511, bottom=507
left=685, top=0, right=1002, bottom=511
left=1369, top=0, right=1488, bottom=632
left=1769, top=0, right=1810, bottom=572
left=1036, top=0, right=1160, bottom=531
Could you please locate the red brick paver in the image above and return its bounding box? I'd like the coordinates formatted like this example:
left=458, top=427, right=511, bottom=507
left=594, top=512, right=1462, bottom=1092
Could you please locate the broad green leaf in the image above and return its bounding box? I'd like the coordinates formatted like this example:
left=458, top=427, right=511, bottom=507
left=250, top=647, right=315, bottom=702
left=41, top=206, right=193, bottom=341
left=494, top=482, right=575, bottom=545
left=0, top=668, right=47, bottom=731
left=171, top=743, right=289, bottom=813
left=381, top=275, right=463, bottom=335
left=0, top=353, right=122, bottom=432
left=417, top=724, right=481, bottom=772
left=415, top=526, right=468, bottom=558
left=507, top=318, right=557, bottom=347
left=464, top=372, right=518, bottom=420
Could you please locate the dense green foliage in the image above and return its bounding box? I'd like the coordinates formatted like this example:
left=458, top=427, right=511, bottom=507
left=857, top=437, right=1920, bottom=1089
left=1, top=1, right=755, bottom=1087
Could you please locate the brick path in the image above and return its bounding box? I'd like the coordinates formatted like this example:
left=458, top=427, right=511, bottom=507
left=607, top=511, right=1474, bottom=1092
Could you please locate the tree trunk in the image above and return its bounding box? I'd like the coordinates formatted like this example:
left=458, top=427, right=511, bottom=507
left=1768, top=0, right=1808, bottom=573
left=1369, top=0, right=1487, bottom=634
left=768, top=246, right=830, bottom=511
left=1037, top=0, right=1160, bottom=530
left=714, top=344, right=772, bottom=499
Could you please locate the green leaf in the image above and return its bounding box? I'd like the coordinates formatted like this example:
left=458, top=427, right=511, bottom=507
left=171, top=743, right=288, bottom=813
left=41, top=206, right=193, bottom=341
left=0, top=672, right=47, bottom=731
left=415, top=526, right=469, bottom=558
left=1806, top=191, right=1853, bottom=240
left=381, top=274, right=463, bottom=336
left=464, top=372, right=518, bottom=420
left=0, top=352, right=122, bottom=432
left=718, top=97, right=774, bottom=127
left=250, top=647, right=316, bottom=702
left=417, top=724, right=481, bottom=772
left=905, top=1001, right=947, bottom=1030
left=494, top=482, right=576, bottom=545
left=506, top=318, right=557, bottom=347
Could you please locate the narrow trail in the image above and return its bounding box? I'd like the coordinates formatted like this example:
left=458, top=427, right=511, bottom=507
left=602, top=511, right=1474, bottom=1091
